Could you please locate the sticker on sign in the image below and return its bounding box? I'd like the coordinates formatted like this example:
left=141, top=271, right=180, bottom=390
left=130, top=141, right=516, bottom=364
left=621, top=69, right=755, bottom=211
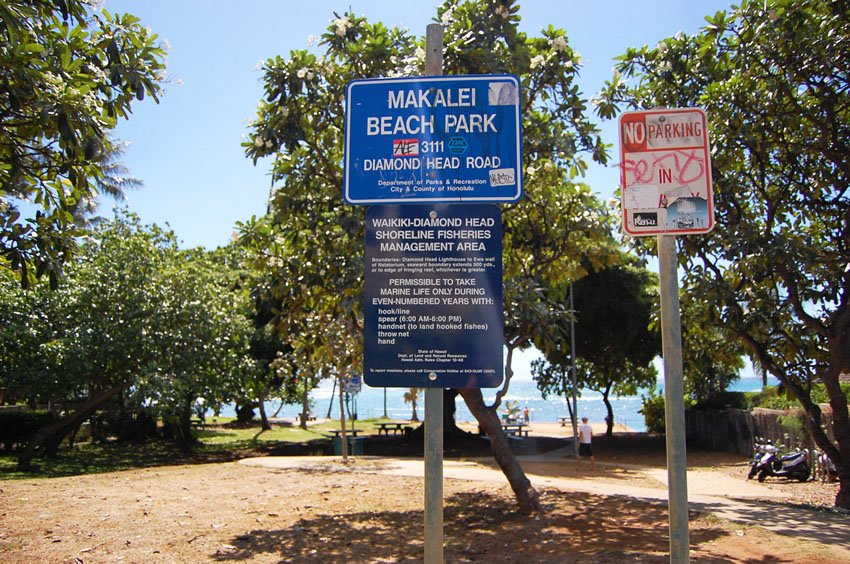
left=619, top=108, right=714, bottom=236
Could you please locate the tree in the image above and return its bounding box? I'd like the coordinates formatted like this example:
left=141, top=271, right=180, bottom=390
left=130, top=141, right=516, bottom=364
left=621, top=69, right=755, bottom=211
left=534, top=256, right=660, bottom=436
left=0, top=267, right=68, bottom=405
left=9, top=212, right=175, bottom=466
left=2, top=212, right=255, bottom=464
left=596, top=0, right=850, bottom=508
left=403, top=388, right=421, bottom=422
left=132, top=244, right=255, bottom=450
left=677, top=294, right=745, bottom=404
left=240, top=0, right=618, bottom=513
left=69, top=139, right=142, bottom=229
left=243, top=279, right=304, bottom=430
left=1, top=0, right=167, bottom=288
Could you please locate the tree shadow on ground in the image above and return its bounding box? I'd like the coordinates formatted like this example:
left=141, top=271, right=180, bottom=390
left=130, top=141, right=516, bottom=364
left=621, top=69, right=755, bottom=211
left=211, top=489, right=729, bottom=563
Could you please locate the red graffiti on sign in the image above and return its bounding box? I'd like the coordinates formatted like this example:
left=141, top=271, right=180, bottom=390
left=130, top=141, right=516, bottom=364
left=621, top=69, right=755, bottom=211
left=622, top=150, right=706, bottom=187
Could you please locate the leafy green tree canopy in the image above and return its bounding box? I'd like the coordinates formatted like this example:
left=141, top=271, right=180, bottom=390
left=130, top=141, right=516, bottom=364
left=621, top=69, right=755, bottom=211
left=533, top=255, right=660, bottom=432
left=240, top=0, right=620, bottom=513
left=596, top=0, right=850, bottom=507
left=1, top=0, right=167, bottom=287
left=1, top=212, right=255, bottom=460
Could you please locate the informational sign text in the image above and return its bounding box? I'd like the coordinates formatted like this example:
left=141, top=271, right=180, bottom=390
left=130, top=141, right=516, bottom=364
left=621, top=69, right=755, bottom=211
left=364, top=203, right=504, bottom=388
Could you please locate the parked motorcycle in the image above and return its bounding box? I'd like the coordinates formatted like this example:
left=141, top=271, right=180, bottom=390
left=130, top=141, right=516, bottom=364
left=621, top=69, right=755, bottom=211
left=754, top=448, right=811, bottom=482
left=747, top=438, right=776, bottom=480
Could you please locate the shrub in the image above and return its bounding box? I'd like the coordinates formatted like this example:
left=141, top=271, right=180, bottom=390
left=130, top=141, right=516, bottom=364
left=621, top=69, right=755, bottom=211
left=0, top=409, right=54, bottom=451
left=640, top=391, right=666, bottom=434
left=692, top=391, right=751, bottom=411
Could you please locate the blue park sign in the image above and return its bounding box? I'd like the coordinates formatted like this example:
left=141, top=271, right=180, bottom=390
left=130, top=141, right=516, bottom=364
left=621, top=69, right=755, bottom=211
left=344, top=75, right=523, bottom=205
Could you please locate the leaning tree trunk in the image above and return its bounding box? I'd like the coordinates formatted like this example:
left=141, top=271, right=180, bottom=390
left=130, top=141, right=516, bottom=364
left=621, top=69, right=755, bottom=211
left=18, top=382, right=127, bottom=470
left=782, top=362, right=849, bottom=510
left=460, top=388, right=541, bottom=514
left=257, top=390, right=271, bottom=431
left=602, top=383, right=614, bottom=437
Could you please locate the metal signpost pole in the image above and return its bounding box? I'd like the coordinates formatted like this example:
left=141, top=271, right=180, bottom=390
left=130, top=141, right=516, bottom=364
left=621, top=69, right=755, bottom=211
left=619, top=108, right=713, bottom=563
left=569, top=282, right=579, bottom=458
left=424, top=383, right=443, bottom=564
left=423, top=23, right=444, bottom=564
left=658, top=234, right=689, bottom=563
left=349, top=23, right=518, bottom=564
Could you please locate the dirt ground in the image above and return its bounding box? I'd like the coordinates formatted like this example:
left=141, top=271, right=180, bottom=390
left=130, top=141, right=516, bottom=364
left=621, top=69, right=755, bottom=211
left=1, top=424, right=847, bottom=563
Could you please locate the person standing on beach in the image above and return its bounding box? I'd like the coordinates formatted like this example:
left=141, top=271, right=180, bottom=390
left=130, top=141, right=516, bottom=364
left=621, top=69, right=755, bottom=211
left=579, top=417, right=596, bottom=469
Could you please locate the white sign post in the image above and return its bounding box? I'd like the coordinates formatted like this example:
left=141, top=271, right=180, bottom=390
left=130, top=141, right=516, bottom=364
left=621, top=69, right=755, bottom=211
left=619, top=108, right=714, bottom=564
left=423, top=23, right=444, bottom=564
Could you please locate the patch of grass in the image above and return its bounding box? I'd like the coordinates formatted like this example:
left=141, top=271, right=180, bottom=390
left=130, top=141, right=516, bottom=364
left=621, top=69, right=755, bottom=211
left=0, top=440, right=186, bottom=480
left=0, top=418, right=407, bottom=481
left=196, top=425, right=323, bottom=445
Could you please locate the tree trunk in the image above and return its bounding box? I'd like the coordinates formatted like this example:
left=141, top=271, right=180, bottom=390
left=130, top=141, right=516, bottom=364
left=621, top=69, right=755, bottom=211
left=602, top=383, right=614, bottom=437
left=174, top=400, right=195, bottom=453
left=18, top=382, right=127, bottom=470
left=235, top=403, right=256, bottom=425
left=407, top=389, right=476, bottom=442
left=300, top=378, right=310, bottom=430
left=326, top=378, right=336, bottom=419
left=460, top=388, right=541, bottom=514
left=782, top=363, right=849, bottom=510
left=338, top=374, right=349, bottom=461
left=826, top=321, right=850, bottom=510
left=258, top=391, right=271, bottom=431
left=442, top=389, right=469, bottom=439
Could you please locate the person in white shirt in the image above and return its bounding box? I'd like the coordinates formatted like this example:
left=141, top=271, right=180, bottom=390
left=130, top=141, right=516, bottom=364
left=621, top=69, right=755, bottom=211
left=578, top=417, right=596, bottom=469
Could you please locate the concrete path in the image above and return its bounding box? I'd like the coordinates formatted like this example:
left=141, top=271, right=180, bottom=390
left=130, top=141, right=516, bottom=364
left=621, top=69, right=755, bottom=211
left=240, top=451, right=850, bottom=550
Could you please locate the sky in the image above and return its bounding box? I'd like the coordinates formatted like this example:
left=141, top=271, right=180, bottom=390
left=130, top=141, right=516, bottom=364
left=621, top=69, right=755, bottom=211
left=98, top=1, right=760, bottom=385
left=105, top=0, right=736, bottom=249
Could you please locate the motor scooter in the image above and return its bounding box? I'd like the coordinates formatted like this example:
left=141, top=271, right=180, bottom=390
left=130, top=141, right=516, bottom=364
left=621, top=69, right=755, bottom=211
left=747, top=438, right=776, bottom=479
left=755, top=448, right=811, bottom=482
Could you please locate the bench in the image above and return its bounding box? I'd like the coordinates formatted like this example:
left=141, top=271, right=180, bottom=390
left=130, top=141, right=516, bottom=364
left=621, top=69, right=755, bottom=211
left=502, top=423, right=531, bottom=437
left=296, top=413, right=317, bottom=421
left=478, top=423, right=531, bottom=438
left=329, top=429, right=359, bottom=438
left=558, top=416, right=569, bottom=427
left=377, top=422, right=406, bottom=436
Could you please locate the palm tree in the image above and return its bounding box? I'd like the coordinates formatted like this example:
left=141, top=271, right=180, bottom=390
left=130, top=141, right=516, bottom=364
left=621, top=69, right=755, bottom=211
left=403, top=388, right=421, bottom=422
left=70, top=139, right=142, bottom=228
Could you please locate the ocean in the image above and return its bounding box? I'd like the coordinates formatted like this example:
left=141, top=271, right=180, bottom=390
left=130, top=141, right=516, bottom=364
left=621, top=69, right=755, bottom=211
left=230, top=374, right=777, bottom=433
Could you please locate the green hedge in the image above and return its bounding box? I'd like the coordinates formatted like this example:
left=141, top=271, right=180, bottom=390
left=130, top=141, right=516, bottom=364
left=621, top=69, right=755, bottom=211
left=0, top=409, right=54, bottom=451
left=692, top=391, right=751, bottom=411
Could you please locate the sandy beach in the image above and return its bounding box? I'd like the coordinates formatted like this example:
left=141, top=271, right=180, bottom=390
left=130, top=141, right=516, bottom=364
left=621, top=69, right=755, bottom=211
left=438, top=419, right=630, bottom=441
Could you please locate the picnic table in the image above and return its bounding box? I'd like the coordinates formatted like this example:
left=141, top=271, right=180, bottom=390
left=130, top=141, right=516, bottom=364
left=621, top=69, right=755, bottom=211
left=478, top=423, right=531, bottom=437
left=377, top=422, right=407, bottom=436
left=558, top=416, right=569, bottom=427
left=501, top=422, right=531, bottom=437
left=329, top=428, right=359, bottom=438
